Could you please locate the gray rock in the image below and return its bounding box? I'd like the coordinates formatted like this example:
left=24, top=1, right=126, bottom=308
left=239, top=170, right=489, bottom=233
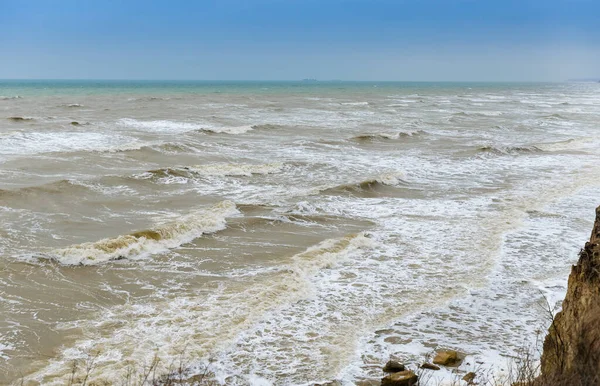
left=382, top=360, right=405, bottom=373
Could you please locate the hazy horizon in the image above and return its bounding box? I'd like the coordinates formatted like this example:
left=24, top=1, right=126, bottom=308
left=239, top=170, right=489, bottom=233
left=1, top=78, right=592, bottom=82
left=1, top=0, right=599, bottom=82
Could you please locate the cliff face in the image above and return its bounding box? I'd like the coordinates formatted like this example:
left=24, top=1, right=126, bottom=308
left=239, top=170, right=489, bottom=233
left=540, top=206, right=600, bottom=385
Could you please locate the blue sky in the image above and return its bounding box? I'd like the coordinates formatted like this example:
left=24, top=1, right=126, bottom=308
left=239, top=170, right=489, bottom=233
left=1, top=0, right=598, bottom=81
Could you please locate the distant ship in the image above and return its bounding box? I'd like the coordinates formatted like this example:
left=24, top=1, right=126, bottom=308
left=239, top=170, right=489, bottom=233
left=301, top=78, right=318, bottom=82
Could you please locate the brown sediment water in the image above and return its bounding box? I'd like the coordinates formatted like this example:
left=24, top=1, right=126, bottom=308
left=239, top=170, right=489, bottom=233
left=1, top=81, right=600, bottom=385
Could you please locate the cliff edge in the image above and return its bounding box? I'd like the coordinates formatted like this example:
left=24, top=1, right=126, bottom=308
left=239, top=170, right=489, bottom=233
left=540, top=206, right=600, bottom=385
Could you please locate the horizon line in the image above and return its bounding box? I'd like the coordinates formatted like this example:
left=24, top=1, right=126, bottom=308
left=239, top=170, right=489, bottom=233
left=0, top=78, right=579, bottom=83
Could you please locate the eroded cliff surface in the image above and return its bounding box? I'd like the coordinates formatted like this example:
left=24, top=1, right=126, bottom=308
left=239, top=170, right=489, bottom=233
left=540, top=206, right=600, bottom=385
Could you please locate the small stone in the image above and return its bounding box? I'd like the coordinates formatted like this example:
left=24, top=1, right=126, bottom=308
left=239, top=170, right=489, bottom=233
left=420, top=362, right=440, bottom=370
left=381, top=370, right=418, bottom=386
left=432, top=350, right=462, bottom=366
left=71, top=121, right=80, bottom=125
left=382, top=360, right=406, bottom=373
left=383, top=336, right=411, bottom=344
left=462, top=372, right=476, bottom=383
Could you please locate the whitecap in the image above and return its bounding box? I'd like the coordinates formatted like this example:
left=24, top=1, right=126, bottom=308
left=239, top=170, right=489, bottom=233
left=48, top=201, right=239, bottom=265
left=186, top=162, right=283, bottom=177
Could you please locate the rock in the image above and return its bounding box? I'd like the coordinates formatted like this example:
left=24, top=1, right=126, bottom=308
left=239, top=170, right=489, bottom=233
left=540, top=207, right=600, bottom=384
left=420, top=362, right=440, bottom=370
left=355, top=379, right=381, bottom=386
left=462, top=372, right=476, bottom=383
left=432, top=350, right=461, bottom=366
left=382, top=360, right=406, bottom=373
left=71, top=121, right=80, bottom=125
left=381, top=370, right=418, bottom=386
left=383, top=336, right=411, bottom=344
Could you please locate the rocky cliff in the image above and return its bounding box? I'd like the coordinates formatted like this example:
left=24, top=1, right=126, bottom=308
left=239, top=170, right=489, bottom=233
left=540, top=206, right=600, bottom=385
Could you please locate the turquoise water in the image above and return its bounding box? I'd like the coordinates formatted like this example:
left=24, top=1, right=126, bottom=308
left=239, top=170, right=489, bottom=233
left=0, top=79, right=557, bottom=97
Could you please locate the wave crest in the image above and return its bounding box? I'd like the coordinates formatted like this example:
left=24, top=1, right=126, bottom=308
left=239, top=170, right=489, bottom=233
left=7, top=116, right=34, bottom=122
left=320, top=172, right=408, bottom=196
left=350, top=130, right=425, bottom=142
left=478, top=145, right=543, bottom=155
left=48, top=201, right=239, bottom=265
left=118, top=119, right=254, bottom=134
left=186, top=162, right=283, bottom=177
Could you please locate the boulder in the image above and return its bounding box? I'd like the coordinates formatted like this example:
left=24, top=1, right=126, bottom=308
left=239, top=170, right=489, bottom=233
left=420, top=362, right=440, bottom=370
left=432, top=350, right=461, bottom=366
left=382, top=360, right=405, bottom=373
left=381, top=371, right=418, bottom=386
left=462, top=372, right=476, bottom=383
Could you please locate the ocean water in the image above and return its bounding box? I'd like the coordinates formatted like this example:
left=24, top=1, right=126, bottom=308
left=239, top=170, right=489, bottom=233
left=1, top=80, right=599, bottom=385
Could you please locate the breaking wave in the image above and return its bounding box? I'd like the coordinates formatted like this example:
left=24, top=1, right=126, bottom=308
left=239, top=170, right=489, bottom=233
left=6, top=116, right=34, bottom=122
left=48, top=201, right=239, bottom=265
left=251, top=124, right=287, bottom=131
left=133, top=163, right=284, bottom=182
left=536, top=137, right=597, bottom=153
left=0, top=179, right=91, bottom=198
left=477, top=145, right=543, bottom=155
left=185, top=162, right=283, bottom=177
left=320, top=173, right=408, bottom=196
left=118, top=118, right=254, bottom=134
left=0, top=131, right=141, bottom=156
left=199, top=125, right=254, bottom=134
left=542, top=113, right=567, bottom=120
left=27, top=232, right=373, bottom=384
left=350, top=130, right=425, bottom=142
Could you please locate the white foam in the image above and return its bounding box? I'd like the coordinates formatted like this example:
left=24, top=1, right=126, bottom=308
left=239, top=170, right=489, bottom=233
left=48, top=201, right=239, bottom=265
left=375, top=172, right=407, bottom=186
left=117, top=118, right=254, bottom=134
left=203, top=125, right=254, bottom=134
left=0, top=131, right=141, bottom=156
left=0, top=339, right=14, bottom=360
left=187, top=162, right=283, bottom=177
left=340, top=101, right=369, bottom=106
left=7, top=83, right=600, bottom=386
left=29, top=233, right=374, bottom=385
left=117, top=118, right=202, bottom=133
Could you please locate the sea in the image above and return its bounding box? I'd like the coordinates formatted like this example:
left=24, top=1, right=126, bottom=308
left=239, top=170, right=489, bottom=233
left=1, top=80, right=599, bottom=385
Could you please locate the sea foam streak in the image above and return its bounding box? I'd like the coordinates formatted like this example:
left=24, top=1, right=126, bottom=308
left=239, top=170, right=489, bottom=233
left=118, top=118, right=254, bottom=134
left=49, top=201, right=239, bottom=265
left=350, top=130, right=425, bottom=142
left=186, top=162, right=283, bottom=176
left=0, top=132, right=141, bottom=156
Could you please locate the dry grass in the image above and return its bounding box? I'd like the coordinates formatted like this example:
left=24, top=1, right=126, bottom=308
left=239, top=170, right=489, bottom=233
left=18, top=348, right=218, bottom=386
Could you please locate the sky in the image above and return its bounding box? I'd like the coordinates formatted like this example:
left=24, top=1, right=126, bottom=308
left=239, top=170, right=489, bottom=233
left=0, top=0, right=599, bottom=81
